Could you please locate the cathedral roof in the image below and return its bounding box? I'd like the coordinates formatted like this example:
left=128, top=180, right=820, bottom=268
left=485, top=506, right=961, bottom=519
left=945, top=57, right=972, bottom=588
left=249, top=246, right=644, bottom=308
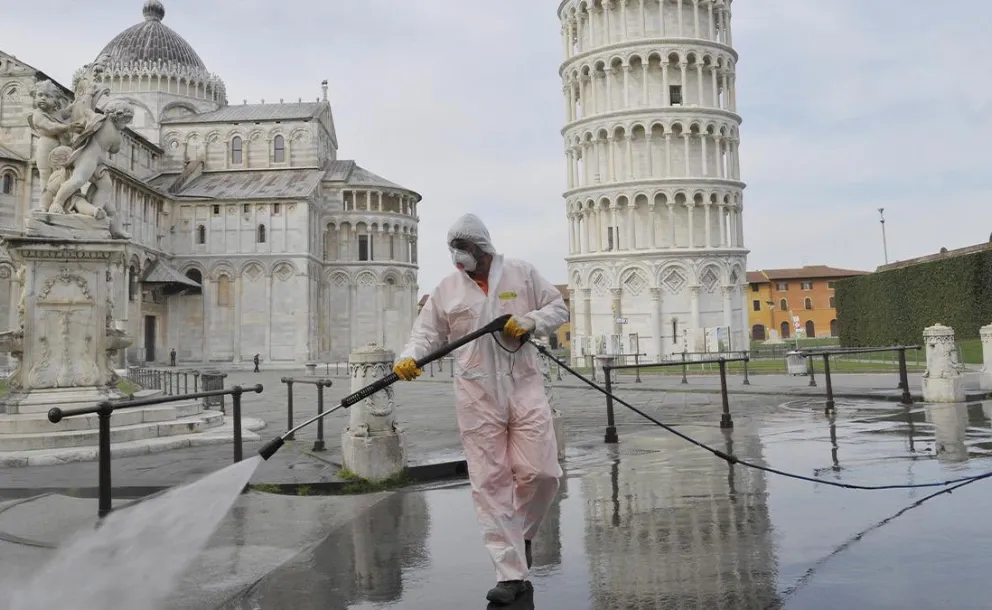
left=148, top=169, right=323, bottom=200
left=324, top=160, right=418, bottom=196
left=0, top=144, right=25, bottom=162
left=98, top=1, right=207, bottom=72
left=160, top=102, right=327, bottom=125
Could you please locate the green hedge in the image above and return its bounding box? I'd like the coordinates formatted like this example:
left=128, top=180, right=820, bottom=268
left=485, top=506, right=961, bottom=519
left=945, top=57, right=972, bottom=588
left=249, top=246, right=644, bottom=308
left=835, top=249, right=992, bottom=347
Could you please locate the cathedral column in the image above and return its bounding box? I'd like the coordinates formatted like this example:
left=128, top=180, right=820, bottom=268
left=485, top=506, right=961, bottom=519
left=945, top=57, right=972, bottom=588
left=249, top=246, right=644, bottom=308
left=661, top=61, right=670, bottom=105
left=645, top=134, right=654, bottom=175
left=582, top=287, right=592, bottom=340
left=667, top=202, right=676, bottom=247
left=265, top=272, right=272, bottom=361
left=349, top=282, right=357, bottom=350
left=650, top=287, right=662, bottom=362
left=607, top=137, right=616, bottom=181
left=708, top=1, right=715, bottom=40
left=622, top=65, right=631, bottom=106
left=232, top=276, right=242, bottom=362
left=611, top=288, right=622, bottom=340
left=566, top=150, right=575, bottom=188
left=718, top=203, right=727, bottom=247
left=696, top=63, right=704, bottom=106
left=647, top=203, right=657, bottom=248
left=701, top=134, right=708, bottom=176
left=201, top=278, right=211, bottom=362
left=625, top=135, right=634, bottom=179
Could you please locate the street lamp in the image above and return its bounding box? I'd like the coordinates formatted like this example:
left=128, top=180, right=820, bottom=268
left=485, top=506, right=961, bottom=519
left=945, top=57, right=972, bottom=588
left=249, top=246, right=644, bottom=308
left=878, top=207, right=889, bottom=265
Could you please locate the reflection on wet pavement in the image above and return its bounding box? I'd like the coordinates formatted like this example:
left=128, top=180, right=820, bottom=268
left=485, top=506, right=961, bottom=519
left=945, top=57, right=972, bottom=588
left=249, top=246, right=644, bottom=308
left=220, top=400, right=992, bottom=609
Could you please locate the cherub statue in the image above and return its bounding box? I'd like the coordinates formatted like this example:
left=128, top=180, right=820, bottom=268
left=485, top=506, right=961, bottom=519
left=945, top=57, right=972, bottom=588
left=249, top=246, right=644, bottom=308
left=48, top=99, right=133, bottom=239
left=26, top=80, right=74, bottom=189
left=68, top=55, right=111, bottom=143
left=41, top=146, right=105, bottom=218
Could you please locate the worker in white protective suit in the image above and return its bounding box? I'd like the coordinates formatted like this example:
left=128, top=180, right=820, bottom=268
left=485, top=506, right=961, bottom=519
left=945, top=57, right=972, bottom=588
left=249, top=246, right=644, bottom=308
left=393, top=213, right=568, bottom=605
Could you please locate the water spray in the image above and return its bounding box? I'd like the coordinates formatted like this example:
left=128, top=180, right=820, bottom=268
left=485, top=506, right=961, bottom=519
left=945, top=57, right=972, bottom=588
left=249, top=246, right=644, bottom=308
left=256, top=313, right=515, bottom=460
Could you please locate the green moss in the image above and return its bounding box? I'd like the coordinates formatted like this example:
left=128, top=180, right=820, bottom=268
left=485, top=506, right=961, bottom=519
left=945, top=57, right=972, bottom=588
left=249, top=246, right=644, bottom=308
left=116, top=380, right=140, bottom=396
left=338, top=469, right=413, bottom=495
left=249, top=483, right=282, bottom=494
left=295, top=485, right=315, bottom=496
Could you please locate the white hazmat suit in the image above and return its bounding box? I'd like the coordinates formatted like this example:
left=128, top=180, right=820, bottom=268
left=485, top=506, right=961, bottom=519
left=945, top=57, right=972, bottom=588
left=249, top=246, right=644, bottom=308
left=397, top=214, right=568, bottom=585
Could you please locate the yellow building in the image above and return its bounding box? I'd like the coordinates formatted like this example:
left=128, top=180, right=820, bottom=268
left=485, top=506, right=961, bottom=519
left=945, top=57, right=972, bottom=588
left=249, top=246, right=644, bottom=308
left=746, top=266, right=868, bottom=342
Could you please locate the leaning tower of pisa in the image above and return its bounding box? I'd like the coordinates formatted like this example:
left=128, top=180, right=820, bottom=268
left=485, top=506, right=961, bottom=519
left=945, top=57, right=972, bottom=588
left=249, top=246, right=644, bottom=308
left=559, top=0, right=748, bottom=364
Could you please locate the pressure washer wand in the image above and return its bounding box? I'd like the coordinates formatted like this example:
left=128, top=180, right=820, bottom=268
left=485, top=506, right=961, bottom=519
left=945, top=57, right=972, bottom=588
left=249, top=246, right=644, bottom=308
left=257, top=313, right=514, bottom=460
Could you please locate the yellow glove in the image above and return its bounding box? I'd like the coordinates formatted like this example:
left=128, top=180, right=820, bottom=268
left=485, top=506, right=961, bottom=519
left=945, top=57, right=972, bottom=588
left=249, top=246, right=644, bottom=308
left=393, top=358, right=422, bottom=381
left=503, top=315, right=536, bottom=339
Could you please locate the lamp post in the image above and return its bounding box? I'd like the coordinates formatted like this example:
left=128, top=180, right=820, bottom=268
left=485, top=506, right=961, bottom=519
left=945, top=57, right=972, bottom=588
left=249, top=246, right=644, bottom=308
left=878, top=207, right=889, bottom=265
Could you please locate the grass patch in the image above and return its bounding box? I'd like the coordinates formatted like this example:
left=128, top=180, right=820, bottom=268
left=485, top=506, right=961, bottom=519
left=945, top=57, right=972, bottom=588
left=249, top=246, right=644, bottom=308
left=338, top=468, right=413, bottom=494
left=295, top=485, right=315, bottom=496
left=116, top=380, right=140, bottom=396
left=960, top=339, right=982, bottom=365
left=248, top=483, right=282, bottom=494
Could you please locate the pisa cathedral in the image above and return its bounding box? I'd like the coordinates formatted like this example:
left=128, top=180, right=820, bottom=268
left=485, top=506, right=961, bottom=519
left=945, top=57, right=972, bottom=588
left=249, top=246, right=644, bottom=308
left=559, top=0, right=748, bottom=363
left=0, top=0, right=420, bottom=367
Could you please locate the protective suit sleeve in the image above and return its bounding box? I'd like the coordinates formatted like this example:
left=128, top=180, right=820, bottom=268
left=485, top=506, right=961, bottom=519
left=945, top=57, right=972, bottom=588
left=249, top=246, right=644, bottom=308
left=398, top=290, right=450, bottom=362
left=521, top=263, right=569, bottom=338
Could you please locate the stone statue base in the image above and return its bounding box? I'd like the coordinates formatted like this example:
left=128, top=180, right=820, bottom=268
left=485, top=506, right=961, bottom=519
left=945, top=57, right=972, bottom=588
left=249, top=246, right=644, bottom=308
left=341, top=427, right=408, bottom=482
left=0, top=236, right=131, bottom=415
left=25, top=209, right=115, bottom=240
left=552, top=409, right=565, bottom=462
left=922, top=376, right=965, bottom=403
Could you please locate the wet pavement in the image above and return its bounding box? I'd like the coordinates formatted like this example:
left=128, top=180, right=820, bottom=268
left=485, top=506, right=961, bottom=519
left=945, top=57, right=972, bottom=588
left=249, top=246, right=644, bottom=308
left=5, top=372, right=992, bottom=608
left=205, top=398, right=992, bottom=609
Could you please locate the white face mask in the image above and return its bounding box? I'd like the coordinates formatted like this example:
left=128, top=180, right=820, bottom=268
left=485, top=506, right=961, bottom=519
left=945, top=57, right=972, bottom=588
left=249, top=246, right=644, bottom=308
left=452, top=249, right=477, bottom=272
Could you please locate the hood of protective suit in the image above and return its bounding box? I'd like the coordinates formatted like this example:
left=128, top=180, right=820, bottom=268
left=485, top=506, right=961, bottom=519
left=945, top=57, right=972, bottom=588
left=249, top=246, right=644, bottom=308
left=447, top=214, right=497, bottom=255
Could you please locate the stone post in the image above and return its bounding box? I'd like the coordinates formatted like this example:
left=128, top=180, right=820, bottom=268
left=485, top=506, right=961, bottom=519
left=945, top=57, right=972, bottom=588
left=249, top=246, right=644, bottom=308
left=536, top=340, right=566, bottom=462
left=926, top=403, right=969, bottom=463
left=341, top=342, right=407, bottom=481
left=922, top=323, right=965, bottom=403
left=980, top=324, right=992, bottom=391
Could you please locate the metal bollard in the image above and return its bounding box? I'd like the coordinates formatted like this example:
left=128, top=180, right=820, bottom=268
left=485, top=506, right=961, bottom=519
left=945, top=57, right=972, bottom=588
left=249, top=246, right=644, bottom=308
left=718, top=359, right=733, bottom=429
left=742, top=351, right=751, bottom=386
left=282, top=377, right=295, bottom=440
left=232, top=386, right=244, bottom=463
left=450, top=358, right=454, bottom=378
left=604, top=365, right=619, bottom=443
left=681, top=351, right=688, bottom=384
left=183, top=372, right=189, bottom=394
left=634, top=353, right=642, bottom=383
left=313, top=381, right=328, bottom=452
left=823, top=354, right=835, bottom=413
left=97, top=403, right=113, bottom=518
left=807, top=356, right=817, bottom=387
left=193, top=371, right=200, bottom=393
left=898, top=348, right=913, bottom=405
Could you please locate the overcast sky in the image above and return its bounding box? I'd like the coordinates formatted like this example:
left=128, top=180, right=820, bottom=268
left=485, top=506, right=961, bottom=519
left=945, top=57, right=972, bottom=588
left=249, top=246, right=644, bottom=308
left=5, top=1, right=992, bottom=292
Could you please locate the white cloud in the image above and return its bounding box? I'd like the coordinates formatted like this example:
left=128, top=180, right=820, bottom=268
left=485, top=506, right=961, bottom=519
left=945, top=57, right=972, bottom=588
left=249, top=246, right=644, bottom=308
left=3, top=0, right=990, bottom=293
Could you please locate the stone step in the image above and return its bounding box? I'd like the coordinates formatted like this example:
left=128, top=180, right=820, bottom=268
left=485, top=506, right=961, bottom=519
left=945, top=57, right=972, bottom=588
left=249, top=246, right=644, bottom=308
left=0, top=411, right=225, bottom=452
left=0, top=400, right=205, bottom=434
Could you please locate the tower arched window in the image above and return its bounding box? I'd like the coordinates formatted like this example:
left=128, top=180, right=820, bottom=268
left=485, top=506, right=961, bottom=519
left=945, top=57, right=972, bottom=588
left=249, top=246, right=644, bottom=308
left=196, top=224, right=206, bottom=245
left=231, top=136, right=243, bottom=165
left=257, top=224, right=266, bottom=243
left=1, top=173, right=12, bottom=194
left=273, top=135, right=285, bottom=163
left=779, top=299, right=787, bottom=311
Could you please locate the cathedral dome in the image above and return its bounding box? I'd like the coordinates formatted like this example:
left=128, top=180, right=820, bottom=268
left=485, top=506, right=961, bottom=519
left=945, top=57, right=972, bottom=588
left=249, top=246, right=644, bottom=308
left=97, top=1, right=207, bottom=71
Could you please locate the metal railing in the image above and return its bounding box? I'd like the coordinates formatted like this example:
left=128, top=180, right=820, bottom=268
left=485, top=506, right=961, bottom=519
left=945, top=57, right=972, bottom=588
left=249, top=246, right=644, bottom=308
left=280, top=377, right=333, bottom=450
left=601, top=355, right=750, bottom=443
left=46, top=384, right=264, bottom=518
left=126, top=366, right=201, bottom=395
left=798, top=345, right=922, bottom=412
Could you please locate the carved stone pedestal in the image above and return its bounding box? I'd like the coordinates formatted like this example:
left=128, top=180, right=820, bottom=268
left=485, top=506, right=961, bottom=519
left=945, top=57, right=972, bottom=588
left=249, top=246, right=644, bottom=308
left=922, top=323, right=965, bottom=403
left=980, top=324, right=992, bottom=391
left=0, top=237, right=131, bottom=415
left=341, top=343, right=407, bottom=481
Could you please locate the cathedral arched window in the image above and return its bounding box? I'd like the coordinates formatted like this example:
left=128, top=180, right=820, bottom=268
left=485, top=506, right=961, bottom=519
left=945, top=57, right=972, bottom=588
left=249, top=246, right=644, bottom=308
left=257, top=224, right=266, bottom=243
left=196, top=224, right=206, bottom=244
left=273, top=135, right=285, bottom=163
left=231, top=136, right=243, bottom=165
left=1, top=173, right=12, bottom=194
left=128, top=265, right=138, bottom=301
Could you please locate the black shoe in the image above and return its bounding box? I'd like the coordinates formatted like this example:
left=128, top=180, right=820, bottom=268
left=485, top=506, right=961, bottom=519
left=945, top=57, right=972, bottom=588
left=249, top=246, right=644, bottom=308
left=525, top=539, right=532, bottom=569
left=486, top=580, right=529, bottom=604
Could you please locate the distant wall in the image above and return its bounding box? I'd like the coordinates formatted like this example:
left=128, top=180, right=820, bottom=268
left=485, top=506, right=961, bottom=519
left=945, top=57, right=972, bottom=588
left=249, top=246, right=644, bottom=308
left=836, top=249, right=992, bottom=346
